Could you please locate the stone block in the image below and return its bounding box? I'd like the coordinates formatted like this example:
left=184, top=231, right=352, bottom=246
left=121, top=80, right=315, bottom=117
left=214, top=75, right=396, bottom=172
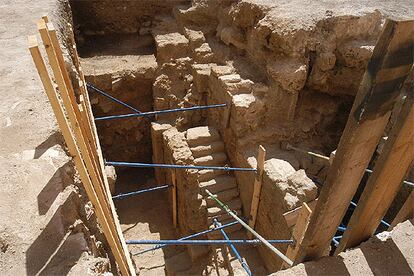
left=154, top=32, right=189, bottom=63
left=266, top=59, right=308, bottom=92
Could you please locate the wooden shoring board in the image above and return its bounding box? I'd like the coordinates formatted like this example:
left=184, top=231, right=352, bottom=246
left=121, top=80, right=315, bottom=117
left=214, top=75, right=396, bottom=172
left=37, top=20, right=135, bottom=275
left=336, top=69, right=414, bottom=253
left=48, top=20, right=135, bottom=273
left=247, top=145, right=266, bottom=239
left=67, top=25, right=135, bottom=271
left=28, top=36, right=132, bottom=275
left=171, top=169, right=178, bottom=227
left=390, top=189, right=414, bottom=229
left=45, top=23, right=107, bottom=197
left=283, top=199, right=318, bottom=228
left=295, top=19, right=414, bottom=263
left=283, top=202, right=313, bottom=268
left=46, top=23, right=81, bottom=121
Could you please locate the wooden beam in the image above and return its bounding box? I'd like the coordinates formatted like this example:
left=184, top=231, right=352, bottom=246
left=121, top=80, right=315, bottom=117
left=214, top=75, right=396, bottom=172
left=295, top=19, right=414, bottom=263
left=336, top=70, right=414, bottom=253
left=28, top=35, right=132, bottom=276
left=390, top=190, right=414, bottom=229
left=283, top=199, right=318, bottom=228
left=248, top=145, right=266, bottom=238
left=283, top=202, right=313, bottom=268
left=171, top=169, right=178, bottom=227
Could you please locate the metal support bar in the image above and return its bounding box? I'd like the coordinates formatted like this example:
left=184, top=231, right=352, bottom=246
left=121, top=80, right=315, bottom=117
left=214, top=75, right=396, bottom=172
left=310, top=177, right=391, bottom=228
left=365, top=168, right=414, bottom=188
left=205, top=189, right=294, bottom=266
left=213, top=219, right=252, bottom=276
left=349, top=201, right=390, bottom=227
left=134, top=220, right=240, bottom=255
left=126, top=239, right=294, bottom=245
left=86, top=82, right=143, bottom=114
left=112, top=185, right=172, bottom=200
left=95, top=104, right=227, bottom=121
left=106, top=161, right=257, bottom=172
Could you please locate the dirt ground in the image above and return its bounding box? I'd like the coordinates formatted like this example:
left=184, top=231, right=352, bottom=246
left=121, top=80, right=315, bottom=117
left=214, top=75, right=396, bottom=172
left=0, top=0, right=108, bottom=274
left=114, top=168, right=179, bottom=275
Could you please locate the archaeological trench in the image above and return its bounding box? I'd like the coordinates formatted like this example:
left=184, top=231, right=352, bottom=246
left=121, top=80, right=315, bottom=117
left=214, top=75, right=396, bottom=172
left=4, top=0, right=414, bottom=275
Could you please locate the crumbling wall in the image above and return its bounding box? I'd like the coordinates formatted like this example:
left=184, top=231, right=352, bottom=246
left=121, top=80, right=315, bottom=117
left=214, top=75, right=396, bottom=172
left=70, top=0, right=190, bottom=35
left=152, top=124, right=208, bottom=259
left=257, top=159, right=317, bottom=271
left=82, top=64, right=156, bottom=163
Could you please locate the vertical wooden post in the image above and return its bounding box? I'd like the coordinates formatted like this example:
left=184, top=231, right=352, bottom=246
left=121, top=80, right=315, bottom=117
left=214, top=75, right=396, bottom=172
left=282, top=202, right=313, bottom=268
left=171, top=169, right=178, bottom=227
left=221, top=91, right=232, bottom=129
left=295, top=19, right=414, bottom=263
left=248, top=145, right=266, bottom=238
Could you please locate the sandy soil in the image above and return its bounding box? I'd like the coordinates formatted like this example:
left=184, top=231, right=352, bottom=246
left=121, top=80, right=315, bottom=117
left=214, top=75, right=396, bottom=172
left=114, top=168, right=180, bottom=275
left=0, top=0, right=107, bottom=274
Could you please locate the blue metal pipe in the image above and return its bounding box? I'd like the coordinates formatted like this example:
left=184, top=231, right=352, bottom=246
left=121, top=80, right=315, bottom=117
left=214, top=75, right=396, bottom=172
left=95, top=103, right=227, bottom=121
left=105, top=161, right=257, bottom=172
left=349, top=201, right=390, bottom=227
left=213, top=219, right=252, bottom=276
left=126, top=239, right=294, bottom=245
left=112, top=184, right=172, bottom=200
left=309, top=177, right=391, bottom=228
left=86, top=82, right=143, bottom=114
left=365, top=168, right=414, bottom=188
left=134, top=221, right=240, bottom=255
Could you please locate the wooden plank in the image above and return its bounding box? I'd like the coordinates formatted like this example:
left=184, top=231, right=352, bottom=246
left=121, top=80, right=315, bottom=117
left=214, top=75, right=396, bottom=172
left=47, top=23, right=81, bottom=119
left=171, top=169, right=178, bottom=227
left=390, top=190, right=414, bottom=229
left=28, top=35, right=132, bottom=276
left=221, top=91, right=232, bottom=129
left=295, top=19, right=414, bottom=263
left=78, top=77, right=136, bottom=273
left=43, top=20, right=136, bottom=275
left=37, top=20, right=134, bottom=275
left=283, top=202, right=313, bottom=268
left=283, top=199, right=318, bottom=228
left=248, top=145, right=266, bottom=238
left=336, top=77, right=414, bottom=253
left=45, top=22, right=108, bottom=202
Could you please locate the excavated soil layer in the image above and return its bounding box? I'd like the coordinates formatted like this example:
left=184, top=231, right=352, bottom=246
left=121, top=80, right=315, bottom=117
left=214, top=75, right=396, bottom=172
left=69, top=0, right=414, bottom=274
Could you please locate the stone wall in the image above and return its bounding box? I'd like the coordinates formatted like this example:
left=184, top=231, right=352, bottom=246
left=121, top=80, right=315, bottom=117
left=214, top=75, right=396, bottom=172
left=151, top=123, right=208, bottom=260
left=70, top=0, right=190, bottom=35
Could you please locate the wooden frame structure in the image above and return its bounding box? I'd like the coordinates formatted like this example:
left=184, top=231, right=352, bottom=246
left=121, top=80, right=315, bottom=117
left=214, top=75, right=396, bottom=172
left=29, top=18, right=135, bottom=275
left=291, top=18, right=414, bottom=264
left=29, top=15, right=413, bottom=273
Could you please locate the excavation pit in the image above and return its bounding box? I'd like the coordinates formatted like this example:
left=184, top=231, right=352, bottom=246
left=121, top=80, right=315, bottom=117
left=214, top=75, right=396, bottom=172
left=65, top=0, right=414, bottom=274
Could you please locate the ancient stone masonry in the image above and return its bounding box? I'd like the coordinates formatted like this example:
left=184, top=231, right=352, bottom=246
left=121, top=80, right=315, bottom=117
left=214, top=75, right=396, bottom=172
left=49, top=0, right=414, bottom=274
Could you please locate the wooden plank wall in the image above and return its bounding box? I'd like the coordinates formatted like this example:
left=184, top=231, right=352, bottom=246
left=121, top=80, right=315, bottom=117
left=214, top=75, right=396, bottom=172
left=29, top=18, right=135, bottom=275
left=295, top=19, right=414, bottom=263
left=336, top=68, right=414, bottom=253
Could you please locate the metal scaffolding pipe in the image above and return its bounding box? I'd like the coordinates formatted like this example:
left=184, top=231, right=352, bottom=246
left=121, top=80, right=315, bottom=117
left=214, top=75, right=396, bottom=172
left=86, top=82, right=143, bottom=114
left=349, top=201, right=390, bottom=227
left=112, top=185, right=172, bottom=200
left=213, top=219, right=252, bottom=276
left=126, top=239, right=294, bottom=245
left=95, top=103, right=227, bottom=121
left=105, top=161, right=257, bottom=172
left=133, top=220, right=240, bottom=255
left=365, top=168, right=414, bottom=188
left=205, top=189, right=294, bottom=266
